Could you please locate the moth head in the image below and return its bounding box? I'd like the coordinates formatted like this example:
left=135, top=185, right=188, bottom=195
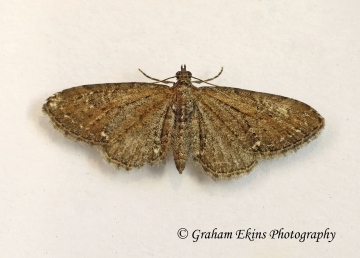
left=176, top=65, right=192, bottom=81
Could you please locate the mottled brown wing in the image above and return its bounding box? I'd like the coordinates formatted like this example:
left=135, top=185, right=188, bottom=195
left=193, top=86, right=324, bottom=159
left=190, top=103, right=258, bottom=179
left=43, top=83, right=174, bottom=169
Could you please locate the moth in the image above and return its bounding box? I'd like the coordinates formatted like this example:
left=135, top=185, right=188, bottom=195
left=43, top=65, right=324, bottom=179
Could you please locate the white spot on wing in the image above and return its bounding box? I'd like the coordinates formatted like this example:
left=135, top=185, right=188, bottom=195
left=101, top=131, right=109, bottom=140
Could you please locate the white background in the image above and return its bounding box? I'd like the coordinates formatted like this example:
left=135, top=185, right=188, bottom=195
left=1, top=0, right=359, bottom=257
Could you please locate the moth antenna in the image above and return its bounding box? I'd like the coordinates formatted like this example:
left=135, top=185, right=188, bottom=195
left=192, top=67, right=224, bottom=84
left=191, top=76, right=222, bottom=87
left=138, top=68, right=175, bottom=84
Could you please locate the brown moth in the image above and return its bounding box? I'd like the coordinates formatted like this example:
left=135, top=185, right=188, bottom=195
left=43, top=65, right=324, bottom=179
